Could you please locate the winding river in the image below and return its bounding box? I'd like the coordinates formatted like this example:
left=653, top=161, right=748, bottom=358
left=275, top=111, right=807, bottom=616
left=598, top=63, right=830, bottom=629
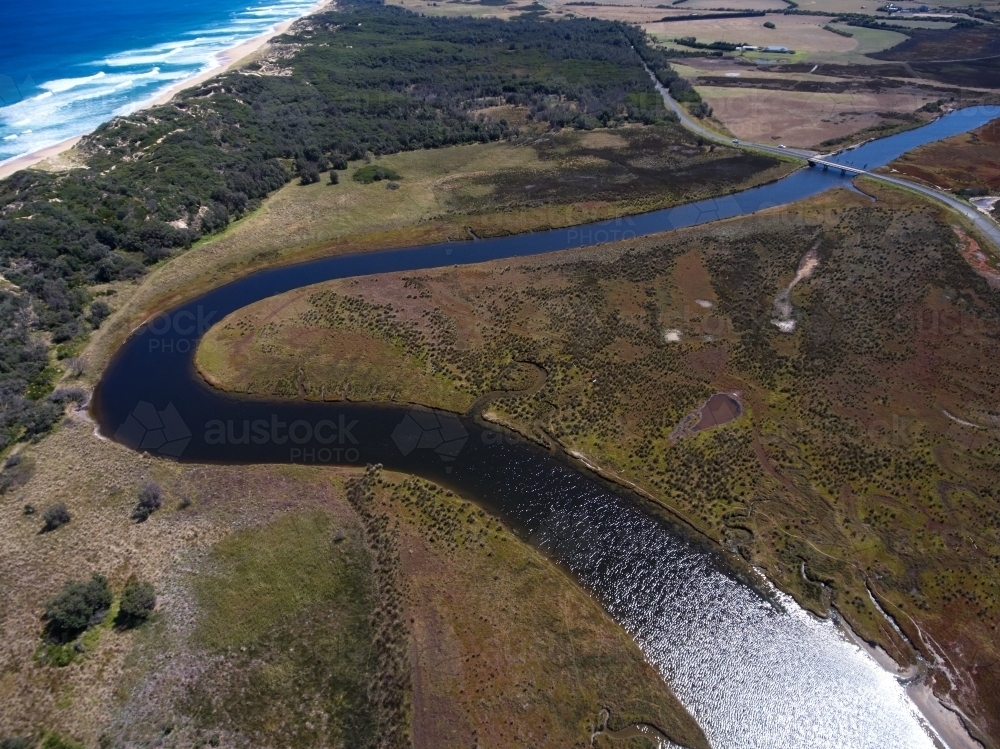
left=92, top=106, right=1000, bottom=748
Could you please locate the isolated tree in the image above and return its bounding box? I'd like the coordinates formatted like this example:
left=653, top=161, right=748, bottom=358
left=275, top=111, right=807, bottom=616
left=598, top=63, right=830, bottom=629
left=42, top=503, right=71, bottom=532
left=329, top=170, right=340, bottom=185
left=117, top=581, right=156, bottom=627
left=132, top=482, right=162, bottom=522
left=45, top=574, right=112, bottom=640
left=87, top=300, right=111, bottom=329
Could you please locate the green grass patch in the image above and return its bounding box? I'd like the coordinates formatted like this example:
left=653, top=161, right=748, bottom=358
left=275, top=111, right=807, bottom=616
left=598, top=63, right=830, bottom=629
left=193, top=511, right=368, bottom=649
left=184, top=510, right=379, bottom=747
left=42, top=734, right=84, bottom=749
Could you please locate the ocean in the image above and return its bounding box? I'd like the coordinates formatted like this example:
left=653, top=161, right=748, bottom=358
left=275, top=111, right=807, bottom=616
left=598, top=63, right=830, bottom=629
left=0, top=0, right=319, bottom=165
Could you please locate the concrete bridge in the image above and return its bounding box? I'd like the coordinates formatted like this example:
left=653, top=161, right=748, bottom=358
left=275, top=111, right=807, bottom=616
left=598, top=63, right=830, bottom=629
left=642, top=61, right=1000, bottom=253
left=807, top=159, right=867, bottom=177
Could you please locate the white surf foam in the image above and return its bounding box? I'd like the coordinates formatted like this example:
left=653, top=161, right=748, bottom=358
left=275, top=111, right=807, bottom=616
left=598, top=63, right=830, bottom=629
left=0, top=0, right=321, bottom=163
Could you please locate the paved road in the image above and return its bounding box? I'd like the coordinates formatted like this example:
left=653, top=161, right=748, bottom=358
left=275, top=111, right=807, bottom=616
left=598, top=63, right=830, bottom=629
left=646, top=65, right=1000, bottom=252
left=645, top=66, right=818, bottom=159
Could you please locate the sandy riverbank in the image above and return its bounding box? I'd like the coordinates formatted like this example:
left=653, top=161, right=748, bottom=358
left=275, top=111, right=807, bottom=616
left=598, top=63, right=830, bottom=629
left=836, top=613, right=985, bottom=749
left=0, top=0, right=331, bottom=181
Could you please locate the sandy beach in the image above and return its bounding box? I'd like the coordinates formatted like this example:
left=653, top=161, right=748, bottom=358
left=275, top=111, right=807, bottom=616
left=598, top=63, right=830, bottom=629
left=0, top=0, right=331, bottom=181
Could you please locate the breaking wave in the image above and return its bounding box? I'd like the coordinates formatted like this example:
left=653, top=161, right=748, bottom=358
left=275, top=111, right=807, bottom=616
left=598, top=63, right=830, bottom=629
left=0, top=0, right=318, bottom=165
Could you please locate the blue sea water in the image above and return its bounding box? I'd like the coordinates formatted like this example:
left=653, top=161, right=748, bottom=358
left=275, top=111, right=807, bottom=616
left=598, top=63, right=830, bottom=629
left=0, top=0, right=319, bottom=164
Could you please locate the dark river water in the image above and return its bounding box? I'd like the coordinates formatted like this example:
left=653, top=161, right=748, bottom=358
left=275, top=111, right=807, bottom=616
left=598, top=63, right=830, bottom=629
left=92, top=106, right=1000, bottom=748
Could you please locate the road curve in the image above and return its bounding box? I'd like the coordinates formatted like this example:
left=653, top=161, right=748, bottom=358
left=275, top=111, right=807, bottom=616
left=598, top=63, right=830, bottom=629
left=646, top=64, right=1000, bottom=252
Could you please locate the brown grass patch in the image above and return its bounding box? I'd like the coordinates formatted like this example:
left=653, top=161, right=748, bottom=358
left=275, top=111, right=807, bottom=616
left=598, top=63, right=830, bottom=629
left=698, top=85, right=934, bottom=146
left=374, top=472, right=710, bottom=749
left=645, top=15, right=854, bottom=52
left=880, top=119, right=1000, bottom=191
left=683, top=0, right=789, bottom=9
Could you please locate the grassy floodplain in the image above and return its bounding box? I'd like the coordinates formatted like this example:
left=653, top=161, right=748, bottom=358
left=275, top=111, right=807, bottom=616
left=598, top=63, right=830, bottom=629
left=88, top=124, right=792, bottom=375
left=880, top=118, right=1000, bottom=193
left=200, top=183, right=1000, bottom=745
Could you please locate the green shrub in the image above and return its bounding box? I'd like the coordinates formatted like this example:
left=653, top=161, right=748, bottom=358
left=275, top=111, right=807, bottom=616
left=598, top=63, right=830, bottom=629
left=1, top=737, right=34, bottom=749
left=40, top=644, right=76, bottom=668
left=87, top=300, right=111, bottom=329
left=352, top=165, right=402, bottom=184
left=44, top=574, right=112, bottom=641
left=117, top=581, right=156, bottom=627
left=41, top=503, right=70, bottom=532
left=299, top=162, right=321, bottom=185
left=763, top=21, right=776, bottom=28
left=329, top=171, right=340, bottom=185
left=1, top=454, right=34, bottom=495
left=41, top=734, right=83, bottom=749
left=132, top=482, right=162, bottom=522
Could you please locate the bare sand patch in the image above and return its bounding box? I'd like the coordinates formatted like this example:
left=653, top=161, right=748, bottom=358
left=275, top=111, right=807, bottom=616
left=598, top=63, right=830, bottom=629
left=953, top=226, right=1000, bottom=289
left=669, top=392, right=743, bottom=439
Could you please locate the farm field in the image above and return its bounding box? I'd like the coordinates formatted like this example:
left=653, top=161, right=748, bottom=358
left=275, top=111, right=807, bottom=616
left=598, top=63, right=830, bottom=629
left=385, top=0, right=546, bottom=19
left=815, top=23, right=912, bottom=60
left=645, top=15, right=856, bottom=53
left=198, top=183, right=1000, bottom=745
left=679, top=0, right=789, bottom=9
left=690, top=85, right=935, bottom=146
left=561, top=4, right=690, bottom=22
left=793, top=0, right=986, bottom=12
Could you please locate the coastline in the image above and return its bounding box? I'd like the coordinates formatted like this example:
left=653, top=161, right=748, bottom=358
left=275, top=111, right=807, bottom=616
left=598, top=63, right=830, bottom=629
left=0, top=0, right=331, bottom=181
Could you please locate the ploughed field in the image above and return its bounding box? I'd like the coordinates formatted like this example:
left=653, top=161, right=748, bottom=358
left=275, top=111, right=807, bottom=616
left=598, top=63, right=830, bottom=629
left=199, top=185, right=1000, bottom=744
